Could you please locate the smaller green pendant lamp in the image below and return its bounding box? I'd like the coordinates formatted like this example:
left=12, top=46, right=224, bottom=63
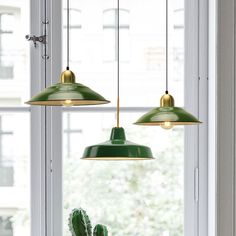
left=82, top=0, right=153, bottom=160
left=135, top=0, right=201, bottom=129
left=26, top=0, right=109, bottom=106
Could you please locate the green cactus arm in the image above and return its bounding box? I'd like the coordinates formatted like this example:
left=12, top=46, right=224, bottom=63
left=68, top=208, right=92, bottom=236
left=93, top=224, right=108, bottom=236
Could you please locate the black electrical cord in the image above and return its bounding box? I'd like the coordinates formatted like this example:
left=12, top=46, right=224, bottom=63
left=165, top=0, right=169, bottom=94
left=66, top=0, right=70, bottom=70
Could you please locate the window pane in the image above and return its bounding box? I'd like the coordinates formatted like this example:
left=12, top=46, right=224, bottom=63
left=0, top=113, right=30, bottom=236
left=63, top=112, right=184, bottom=236
left=120, top=28, right=130, bottom=61
left=103, top=28, right=116, bottom=61
left=0, top=3, right=30, bottom=105
left=62, top=0, right=184, bottom=107
left=120, top=10, right=130, bottom=25
left=1, top=14, right=14, bottom=32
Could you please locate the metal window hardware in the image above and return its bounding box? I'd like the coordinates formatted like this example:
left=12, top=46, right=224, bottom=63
left=25, top=20, right=49, bottom=59
left=25, top=34, right=47, bottom=48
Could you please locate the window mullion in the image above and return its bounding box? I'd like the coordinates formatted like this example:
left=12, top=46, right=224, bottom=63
left=45, top=0, right=63, bottom=236
left=184, top=0, right=201, bottom=235
left=30, top=0, right=48, bottom=235
left=198, top=0, right=209, bottom=235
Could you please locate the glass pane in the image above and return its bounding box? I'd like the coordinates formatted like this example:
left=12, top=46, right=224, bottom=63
left=0, top=113, right=30, bottom=236
left=103, top=28, right=116, bottom=61
left=120, top=28, right=130, bottom=62
left=70, top=9, right=82, bottom=26
left=120, top=10, right=130, bottom=25
left=103, top=9, right=116, bottom=25
left=1, top=14, right=14, bottom=32
left=62, top=0, right=184, bottom=107
left=63, top=112, right=184, bottom=236
left=0, top=2, right=30, bottom=105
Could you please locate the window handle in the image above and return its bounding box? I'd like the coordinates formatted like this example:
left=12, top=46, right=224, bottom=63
left=25, top=34, right=47, bottom=48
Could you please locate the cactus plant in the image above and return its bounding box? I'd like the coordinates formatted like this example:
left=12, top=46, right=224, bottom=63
left=93, top=224, right=108, bottom=236
left=68, top=208, right=92, bottom=236
left=69, top=208, right=108, bottom=236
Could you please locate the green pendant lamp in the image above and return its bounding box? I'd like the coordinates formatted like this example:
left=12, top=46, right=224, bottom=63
left=82, top=0, right=153, bottom=160
left=135, top=0, right=201, bottom=129
left=26, top=0, right=109, bottom=106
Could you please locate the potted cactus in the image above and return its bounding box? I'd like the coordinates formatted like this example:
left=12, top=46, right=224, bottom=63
left=93, top=224, right=108, bottom=236
left=69, top=208, right=108, bottom=236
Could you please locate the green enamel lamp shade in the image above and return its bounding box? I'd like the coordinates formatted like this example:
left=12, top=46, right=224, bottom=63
left=135, top=93, right=202, bottom=127
left=82, top=127, right=154, bottom=160
left=26, top=69, right=110, bottom=106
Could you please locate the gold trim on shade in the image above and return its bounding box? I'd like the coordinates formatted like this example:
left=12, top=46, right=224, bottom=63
left=135, top=121, right=202, bottom=126
left=26, top=100, right=108, bottom=106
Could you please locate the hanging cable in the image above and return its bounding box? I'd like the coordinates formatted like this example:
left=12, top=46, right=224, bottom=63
left=116, top=0, right=120, bottom=127
left=165, top=0, right=168, bottom=94
left=66, top=0, right=70, bottom=70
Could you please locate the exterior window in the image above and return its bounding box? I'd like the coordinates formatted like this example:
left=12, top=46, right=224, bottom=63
left=0, top=13, right=14, bottom=79
left=103, top=9, right=130, bottom=62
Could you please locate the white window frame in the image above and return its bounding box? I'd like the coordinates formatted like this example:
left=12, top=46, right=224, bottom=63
left=30, top=0, right=62, bottom=235
left=211, top=0, right=236, bottom=235
left=185, top=0, right=208, bottom=235
left=29, top=0, right=209, bottom=235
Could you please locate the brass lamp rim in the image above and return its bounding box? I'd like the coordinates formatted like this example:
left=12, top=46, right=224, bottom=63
left=25, top=99, right=110, bottom=106
left=134, top=121, right=202, bottom=126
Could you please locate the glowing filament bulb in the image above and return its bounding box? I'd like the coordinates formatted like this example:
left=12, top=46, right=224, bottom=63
left=161, top=121, right=174, bottom=130
left=63, top=99, right=73, bottom=107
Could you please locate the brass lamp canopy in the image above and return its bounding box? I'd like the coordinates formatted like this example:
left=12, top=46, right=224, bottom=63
left=135, top=92, right=202, bottom=127
left=60, top=69, right=75, bottom=83
left=160, top=93, right=174, bottom=107
left=26, top=69, right=110, bottom=106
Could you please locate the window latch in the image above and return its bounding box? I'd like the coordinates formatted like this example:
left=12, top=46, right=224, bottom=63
left=25, top=34, right=47, bottom=48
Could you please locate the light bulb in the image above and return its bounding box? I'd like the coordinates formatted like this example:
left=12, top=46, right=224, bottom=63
left=161, top=121, right=174, bottom=130
left=63, top=99, right=73, bottom=107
